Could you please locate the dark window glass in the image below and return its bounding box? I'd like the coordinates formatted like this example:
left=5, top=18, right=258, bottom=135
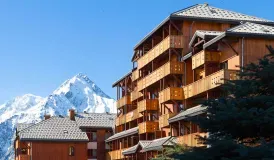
left=69, top=146, right=74, bottom=156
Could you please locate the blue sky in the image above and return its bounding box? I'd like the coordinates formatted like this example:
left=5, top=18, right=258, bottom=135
left=0, top=0, right=273, bottom=103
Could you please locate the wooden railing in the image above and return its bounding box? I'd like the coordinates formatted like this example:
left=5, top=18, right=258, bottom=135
left=177, top=133, right=207, bottom=147
left=18, top=155, right=30, bottom=160
left=183, top=69, right=238, bottom=99
left=116, top=109, right=141, bottom=126
left=132, top=70, right=139, bottom=82
left=131, top=89, right=143, bottom=102
left=107, top=148, right=128, bottom=160
left=159, top=113, right=176, bottom=128
left=159, top=87, right=184, bottom=103
left=138, top=121, right=159, bottom=134
left=137, top=35, right=184, bottom=70
left=137, top=99, right=159, bottom=113
left=192, top=50, right=220, bottom=70
left=138, top=61, right=184, bottom=91
left=117, top=95, right=131, bottom=109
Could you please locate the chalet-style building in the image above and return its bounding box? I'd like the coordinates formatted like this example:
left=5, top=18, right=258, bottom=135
left=107, top=3, right=274, bottom=160
left=15, top=109, right=115, bottom=160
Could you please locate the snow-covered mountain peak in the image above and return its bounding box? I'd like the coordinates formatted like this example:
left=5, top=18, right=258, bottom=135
left=53, top=73, right=110, bottom=99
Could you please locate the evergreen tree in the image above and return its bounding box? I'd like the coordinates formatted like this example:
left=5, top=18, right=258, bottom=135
left=155, top=45, right=274, bottom=160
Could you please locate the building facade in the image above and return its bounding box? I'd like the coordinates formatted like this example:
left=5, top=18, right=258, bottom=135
left=107, top=3, right=274, bottom=160
left=15, top=109, right=115, bottom=160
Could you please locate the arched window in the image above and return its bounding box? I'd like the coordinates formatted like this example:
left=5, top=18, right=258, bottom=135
left=69, top=146, right=75, bottom=156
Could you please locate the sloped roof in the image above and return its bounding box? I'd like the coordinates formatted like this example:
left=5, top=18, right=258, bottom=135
left=122, top=140, right=152, bottom=155
left=75, top=113, right=116, bottom=128
left=141, top=136, right=175, bottom=152
left=169, top=105, right=207, bottom=123
left=105, top=127, right=138, bottom=142
left=172, top=4, right=273, bottom=23
left=19, top=116, right=89, bottom=142
left=112, top=71, right=132, bottom=87
left=189, top=30, right=224, bottom=47
left=133, top=4, right=274, bottom=53
left=204, top=22, right=274, bottom=49
left=16, top=123, right=35, bottom=133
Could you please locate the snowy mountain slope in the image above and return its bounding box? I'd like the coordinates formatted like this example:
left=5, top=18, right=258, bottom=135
left=0, top=73, right=116, bottom=160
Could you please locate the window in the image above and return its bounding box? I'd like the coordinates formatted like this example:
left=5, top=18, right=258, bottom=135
left=92, top=132, right=97, bottom=141
left=69, top=146, right=75, bottom=156
left=21, top=148, right=27, bottom=155
left=87, top=149, right=97, bottom=158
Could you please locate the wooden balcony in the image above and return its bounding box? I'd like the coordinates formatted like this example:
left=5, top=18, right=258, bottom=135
left=18, top=155, right=30, bottom=160
left=159, top=87, right=184, bottom=104
left=159, top=113, right=176, bottom=128
left=132, top=70, right=139, bottom=82
left=183, top=69, right=238, bottom=99
left=138, top=121, right=159, bottom=134
left=117, top=95, right=131, bottom=109
left=107, top=148, right=128, bottom=160
left=137, top=99, right=158, bottom=113
left=116, top=109, right=142, bottom=126
left=138, top=61, right=184, bottom=91
left=192, top=50, right=220, bottom=70
left=137, top=35, right=184, bottom=70
left=177, top=133, right=207, bottom=147
left=131, top=89, right=143, bottom=102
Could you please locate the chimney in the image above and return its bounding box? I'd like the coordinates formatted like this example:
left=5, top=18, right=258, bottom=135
left=69, top=109, right=75, bottom=121
left=44, top=114, right=51, bottom=120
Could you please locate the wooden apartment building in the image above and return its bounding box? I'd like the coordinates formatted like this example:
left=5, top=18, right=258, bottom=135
left=107, top=3, right=274, bottom=160
left=15, top=109, right=115, bottom=160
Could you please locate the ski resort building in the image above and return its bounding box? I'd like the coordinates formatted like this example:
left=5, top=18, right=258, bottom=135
left=108, top=3, right=274, bottom=160
left=14, top=109, right=115, bottom=160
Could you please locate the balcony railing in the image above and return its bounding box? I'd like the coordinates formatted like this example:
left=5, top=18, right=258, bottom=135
left=107, top=148, right=128, bottom=160
left=138, top=121, right=159, bottom=134
left=177, top=133, right=207, bottom=147
left=131, top=89, right=143, bottom=102
left=159, top=113, right=176, bottom=128
left=137, top=35, right=184, bottom=70
left=116, top=109, right=141, bottom=126
left=192, top=50, right=220, bottom=70
left=137, top=99, right=159, bottom=113
left=18, top=155, right=30, bottom=160
left=183, top=69, right=238, bottom=99
left=159, top=87, right=184, bottom=104
left=117, top=95, right=131, bottom=109
left=138, top=61, right=184, bottom=91
left=132, top=70, right=139, bottom=82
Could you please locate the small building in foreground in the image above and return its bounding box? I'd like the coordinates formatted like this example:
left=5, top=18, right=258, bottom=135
left=14, top=109, right=116, bottom=160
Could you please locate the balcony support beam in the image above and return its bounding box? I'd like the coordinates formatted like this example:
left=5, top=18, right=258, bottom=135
left=170, top=20, right=183, bottom=34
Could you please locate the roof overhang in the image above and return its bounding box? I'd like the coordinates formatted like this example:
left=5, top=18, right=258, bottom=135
left=105, top=127, right=138, bottom=142
left=112, top=71, right=132, bottom=88
left=19, top=138, right=89, bottom=142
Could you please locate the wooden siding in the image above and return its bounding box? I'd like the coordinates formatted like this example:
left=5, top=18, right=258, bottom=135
left=138, top=61, right=184, bottom=91
left=31, top=142, right=87, bottom=160
left=131, top=89, right=143, bottom=102
left=159, top=113, right=176, bottom=128
left=132, top=70, right=139, bottom=82
left=137, top=99, right=159, bottom=113
left=159, top=87, right=184, bottom=103
left=177, top=133, right=207, bottom=147
left=116, top=95, right=131, bottom=109
left=192, top=50, right=220, bottom=70
left=183, top=69, right=238, bottom=99
left=137, top=35, right=184, bottom=70
left=107, top=148, right=128, bottom=160
left=138, top=121, right=159, bottom=134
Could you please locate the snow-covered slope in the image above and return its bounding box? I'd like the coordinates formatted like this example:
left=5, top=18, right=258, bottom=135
left=0, top=73, right=116, bottom=160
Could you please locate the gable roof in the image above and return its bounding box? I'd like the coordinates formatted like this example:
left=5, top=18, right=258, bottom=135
left=105, top=127, right=138, bottom=142
left=16, top=123, right=35, bottom=133
left=19, top=116, right=89, bottom=142
left=204, top=22, right=274, bottom=49
left=169, top=105, right=207, bottom=123
left=141, top=136, right=175, bottom=152
left=189, top=30, right=224, bottom=47
left=133, top=4, right=274, bottom=53
left=75, top=113, right=116, bottom=129
left=122, top=140, right=151, bottom=155
left=172, top=4, right=274, bottom=23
